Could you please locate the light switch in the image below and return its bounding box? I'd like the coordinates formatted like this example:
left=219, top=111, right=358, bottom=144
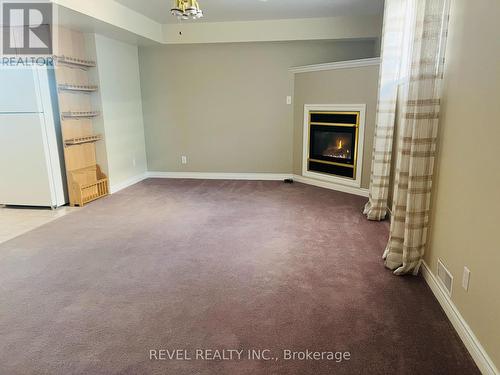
left=286, top=96, right=292, bottom=105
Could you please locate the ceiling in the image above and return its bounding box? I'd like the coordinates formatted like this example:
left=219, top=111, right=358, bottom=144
left=115, top=0, right=385, bottom=24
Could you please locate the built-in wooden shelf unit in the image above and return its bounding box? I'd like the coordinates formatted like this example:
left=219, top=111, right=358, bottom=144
left=55, top=27, right=108, bottom=206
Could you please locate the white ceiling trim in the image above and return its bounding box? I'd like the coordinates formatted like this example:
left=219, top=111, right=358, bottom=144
left=289, top=57, right=381, bottom=74
left=51, top=0, right=382, bottom=45
left=116, top=0, right=385, bottom=24
left=163, top=15, right=382, bottom=44
left=52, top=0, right=164, bottom=43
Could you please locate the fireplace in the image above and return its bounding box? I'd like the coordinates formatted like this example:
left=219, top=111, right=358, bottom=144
left=303, top=105, right=365, bottom=187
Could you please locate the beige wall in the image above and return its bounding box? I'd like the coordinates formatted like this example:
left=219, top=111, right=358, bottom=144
left=93, top=34, right=148, bottom=189
left=139, top=40, right=377, bottom=173
left=425, top=0, right=500, bottom=369
left=292, top=65, right=380, bottom=188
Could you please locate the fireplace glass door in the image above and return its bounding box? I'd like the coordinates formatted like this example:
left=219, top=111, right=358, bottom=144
left=308, top=111, right=359, bottom=179
left=310, top=127, right=355, bottom=165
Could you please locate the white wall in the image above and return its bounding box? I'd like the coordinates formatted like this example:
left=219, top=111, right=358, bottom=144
left=93, top=34, right=147, bottom=191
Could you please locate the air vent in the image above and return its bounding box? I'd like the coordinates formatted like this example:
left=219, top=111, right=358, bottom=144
left=437, top=259, right=453, bottom=296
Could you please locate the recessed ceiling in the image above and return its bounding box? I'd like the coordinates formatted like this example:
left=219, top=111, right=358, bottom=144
left=115, top=0, right=385, bottom=24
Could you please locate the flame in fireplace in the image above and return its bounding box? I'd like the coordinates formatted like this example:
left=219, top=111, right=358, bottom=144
left=322, top=135, right=352, bottom=160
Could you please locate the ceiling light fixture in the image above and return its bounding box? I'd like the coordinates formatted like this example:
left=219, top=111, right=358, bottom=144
left=171, top=0, right=204, bottom=20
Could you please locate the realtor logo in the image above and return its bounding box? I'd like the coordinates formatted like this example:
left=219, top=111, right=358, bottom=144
left=2, top=1, right=52, bottom=55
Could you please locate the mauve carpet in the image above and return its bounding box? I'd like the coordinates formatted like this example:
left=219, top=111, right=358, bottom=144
left=0, top=179, right=479, bottom=375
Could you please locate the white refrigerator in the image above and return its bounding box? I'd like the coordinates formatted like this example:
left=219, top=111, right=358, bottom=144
left=0, top=65, right=67, bottom=208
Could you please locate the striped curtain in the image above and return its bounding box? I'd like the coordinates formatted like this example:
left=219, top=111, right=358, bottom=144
left=363, top=0, right=406, bottom=221
left=365, top=0, right=450, bottom=275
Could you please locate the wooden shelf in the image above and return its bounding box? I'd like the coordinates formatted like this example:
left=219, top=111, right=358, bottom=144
left=64, top=134, right=102, bottom=146
left=58, top=84, right=98, bottom=92
left=62, top=111, right=100, bottom=119
left=55, top=55, right=96, bottom=69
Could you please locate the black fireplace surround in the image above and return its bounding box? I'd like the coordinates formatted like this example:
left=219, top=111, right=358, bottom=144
left=308, top=112, right=359, bottom=179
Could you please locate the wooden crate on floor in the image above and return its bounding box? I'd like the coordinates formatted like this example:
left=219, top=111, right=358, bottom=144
left=67, top=165, right=108, bottom=207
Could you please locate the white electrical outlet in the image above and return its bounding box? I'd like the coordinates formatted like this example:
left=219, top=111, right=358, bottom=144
left=132, top=157, right=136, bottom=167
left=181, top=156, right=187, bottom=164
left=462, top=266, right=471, bottom=291
left=286, top=96, right=292, bottom=105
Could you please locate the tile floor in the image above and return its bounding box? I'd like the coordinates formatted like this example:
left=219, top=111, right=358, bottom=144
left=0, top=205, right=77, bottom=244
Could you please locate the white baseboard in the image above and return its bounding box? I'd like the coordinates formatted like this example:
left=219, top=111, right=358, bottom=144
left=109, top=172, right=369, bottom=197
left=292, top=174, right=369, bottom=197
left=109, top=173, right=147, bottom=194
left=145, top=172, right=369, bottom=197
left=146, top=171, right=291, bottom=181
left=421, top=261, right=498, bottom=375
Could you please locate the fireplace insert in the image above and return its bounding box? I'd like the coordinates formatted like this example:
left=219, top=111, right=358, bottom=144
left=308, top=112, right=359, bottom=179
